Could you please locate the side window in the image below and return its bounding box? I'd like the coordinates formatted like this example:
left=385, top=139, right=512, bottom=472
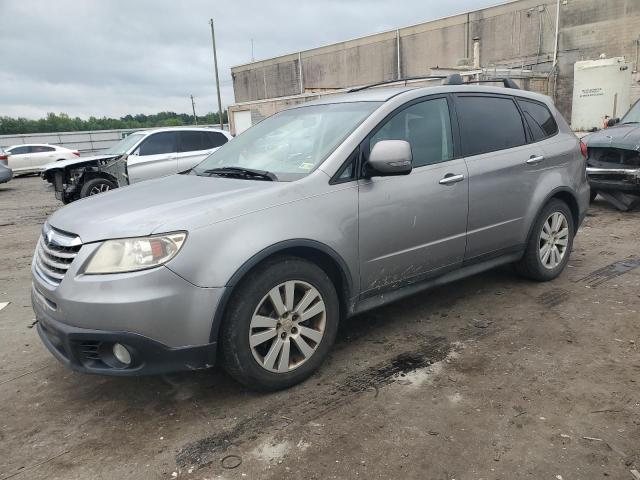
left=333, top=148, right=359, bottom=183
left=203, top=131, right=228, bottom=149
left=370, top=98, right=453, bottom=167
left=517, top=99, right=558, bottom=141
left=178, top=131, right=205, bottom=153
left=138, top=132, right=177, bottom=156
left=32, top=146, right=55, bottom=153
left=456, top=96, right=527, bottom=156
left=9, top=146, right=29, bottom=154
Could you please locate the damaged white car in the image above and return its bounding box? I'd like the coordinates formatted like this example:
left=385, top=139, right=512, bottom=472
left=585, top=99, right=640, bottom=211
left=41, top=127, right=231, bottom=203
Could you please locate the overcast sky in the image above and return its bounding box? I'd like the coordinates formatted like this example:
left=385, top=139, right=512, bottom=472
left=0, top=0, right=503, bottom=120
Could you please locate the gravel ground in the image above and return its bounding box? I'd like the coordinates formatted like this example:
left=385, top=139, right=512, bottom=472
left=0, top=176, right=638, bottom=480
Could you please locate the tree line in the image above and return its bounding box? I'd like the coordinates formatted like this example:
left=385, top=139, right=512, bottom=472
left=0, top=111, right=229, bottom=135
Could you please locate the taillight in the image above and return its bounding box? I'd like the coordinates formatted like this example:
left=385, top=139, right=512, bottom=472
left=0, top=154, right=7, bottom=165
left=579, top=140, right=587, bottom=159
left=72, top=151, right=80, bottom=157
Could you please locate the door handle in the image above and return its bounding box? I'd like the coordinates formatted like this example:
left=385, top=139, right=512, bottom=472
left=439, top=173, right=465, bottom=185
left=526, top=155, right=545, bottom=165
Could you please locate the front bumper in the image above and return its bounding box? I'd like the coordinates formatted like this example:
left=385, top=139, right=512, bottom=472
left=31, top=240, right=227, bottom=375
left=36, top=311, right=217, bottom=375
left=586, top=166, right=640, bottom=193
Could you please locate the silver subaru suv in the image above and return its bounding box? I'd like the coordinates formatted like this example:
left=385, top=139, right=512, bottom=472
left=32, top=79, right=590, bottom=390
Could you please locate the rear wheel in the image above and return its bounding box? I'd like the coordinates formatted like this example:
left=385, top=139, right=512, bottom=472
left=515, top=199, right=574, bottom=281
left=80, top=177, right=117, bottom=198
left=220, top=256, right=339, bottom=391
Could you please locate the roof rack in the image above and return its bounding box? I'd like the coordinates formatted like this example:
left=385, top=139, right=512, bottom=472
left=348, top=75, right=447, bottom=93
left=443, top=74, right=520, bottom=89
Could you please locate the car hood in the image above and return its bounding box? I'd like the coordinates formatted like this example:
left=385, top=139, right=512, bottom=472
left=47, top=173, right=286, bottom=243
left=41, top=154, right=120, bottom=171
left=584, top=124, right=640, bottom=150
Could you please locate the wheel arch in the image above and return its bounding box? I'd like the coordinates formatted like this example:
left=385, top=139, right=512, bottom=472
left=525, top=187, right=580, bottom=245
left=209, top=239, right=354, bottom=344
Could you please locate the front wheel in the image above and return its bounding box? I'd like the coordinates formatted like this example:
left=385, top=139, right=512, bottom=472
left=220, top=256, right=339, bottom=391
left=515, top=199, right=575, bottom=281
left=80, top=177, right=117, bottom=198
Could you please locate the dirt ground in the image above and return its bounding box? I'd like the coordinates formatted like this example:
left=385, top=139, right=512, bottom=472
left=0, top=176, right=638, bottom=480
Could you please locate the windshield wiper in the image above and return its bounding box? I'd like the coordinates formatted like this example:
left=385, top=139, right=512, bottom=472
left=201, top=167, right=277, bottom=181
left=621, top=121, right=639, bottom=124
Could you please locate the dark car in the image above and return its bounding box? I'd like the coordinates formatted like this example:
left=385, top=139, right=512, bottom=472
left=584, top=99, right=640, bottom=210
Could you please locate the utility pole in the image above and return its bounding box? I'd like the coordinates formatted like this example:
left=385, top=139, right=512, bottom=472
left=209, top=18, right=224, bottom=130
left=190, top=95, right=197, bottom=125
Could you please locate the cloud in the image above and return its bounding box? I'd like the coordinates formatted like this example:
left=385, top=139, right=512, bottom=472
left=0, top=0, right=497, bottom=119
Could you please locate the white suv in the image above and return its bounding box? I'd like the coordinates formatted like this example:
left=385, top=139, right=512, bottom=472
left=41, top=127, right=232, bottom=203
left=6, top=144, right=80, bottom=175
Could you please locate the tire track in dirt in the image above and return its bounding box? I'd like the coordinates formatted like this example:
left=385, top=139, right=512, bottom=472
left=175, top=335, right=451, bottom=470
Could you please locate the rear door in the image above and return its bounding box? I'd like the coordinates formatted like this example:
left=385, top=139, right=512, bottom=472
left=455, top=94, right=544, bottom=260
left=127, top=132, right=178, bottom=183
left=358, top=96, right=469, bottom=296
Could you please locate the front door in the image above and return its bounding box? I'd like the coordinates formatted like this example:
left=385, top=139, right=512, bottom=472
left=127, top=132, right=178, bottom=183
left=358, top=96, right=469, bottom=297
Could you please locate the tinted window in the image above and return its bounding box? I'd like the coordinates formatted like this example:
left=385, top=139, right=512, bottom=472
left=178, top=131, right=205, bottom=152
left=9, top=146, right=29, bottom=154
left=370, top=98, right=453, bottom=167
left=31, top=145, right=55, bottom=153
left=457, top=96, right=527, bottom=156
left=139, top=132, right=177, bottom=156
left=203, top=131, right=228, bottom=149
left=517, top=99, right=558, bottom=141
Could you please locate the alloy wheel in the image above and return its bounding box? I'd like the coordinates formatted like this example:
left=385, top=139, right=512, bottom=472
left=249, top=280, right=326, bottom=373
left=539, top=211, right=569, bottom=269
left=88, top=183, right=111, bottom=195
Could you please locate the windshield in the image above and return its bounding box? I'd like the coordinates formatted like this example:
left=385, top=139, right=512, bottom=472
left=621, top=100, right=640, bottom=124
left=102, top=133, right=145, bottom=155
left=193, top=102, right=381, bottom=181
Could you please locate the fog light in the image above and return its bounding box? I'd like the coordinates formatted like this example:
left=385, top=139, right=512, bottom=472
left=112, top=343, right=131, bottom=365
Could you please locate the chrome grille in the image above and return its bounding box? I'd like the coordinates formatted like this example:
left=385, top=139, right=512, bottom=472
left=35, top=226, right=82, bottom=286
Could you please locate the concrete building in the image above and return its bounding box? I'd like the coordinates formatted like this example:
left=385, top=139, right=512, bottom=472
left=229, top=0, right=640, bottom=134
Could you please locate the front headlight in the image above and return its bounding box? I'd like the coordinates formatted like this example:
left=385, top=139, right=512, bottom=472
left=84, top=232, right=187, bottom=274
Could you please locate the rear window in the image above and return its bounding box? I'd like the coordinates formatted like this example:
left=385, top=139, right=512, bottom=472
left=517, top=99, right=558, bottom=141
left=178, top=131, right=205, bottom=153
left=456, top=96, right=527, bottom=156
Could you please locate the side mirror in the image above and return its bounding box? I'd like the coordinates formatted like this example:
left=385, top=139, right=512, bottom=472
left=367, top=140, right=413, bottom=177
left=607, top=117, right=620, bottom=127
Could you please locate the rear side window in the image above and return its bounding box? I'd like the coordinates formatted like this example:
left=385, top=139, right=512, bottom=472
left=370, top=97, right=453, bottom=167
left=9, top=146, right=29, bottom=154
left=178, top=131, right=205, bottom=152
left=203, top=131, right=228, bottom=149
left=456, top=96, right=527, bottom=156
left=517, top=99, right=558, bottom=141
left=139, top=132, right=177, bottom=156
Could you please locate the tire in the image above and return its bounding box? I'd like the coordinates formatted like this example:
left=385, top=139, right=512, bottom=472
left=589, top=189, right=597, bottom=202
left=220, top=255, right=339, bottom=391
left=515, top=199, right=575, bottom=282
left=80, top=177, right=117, bottom=198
